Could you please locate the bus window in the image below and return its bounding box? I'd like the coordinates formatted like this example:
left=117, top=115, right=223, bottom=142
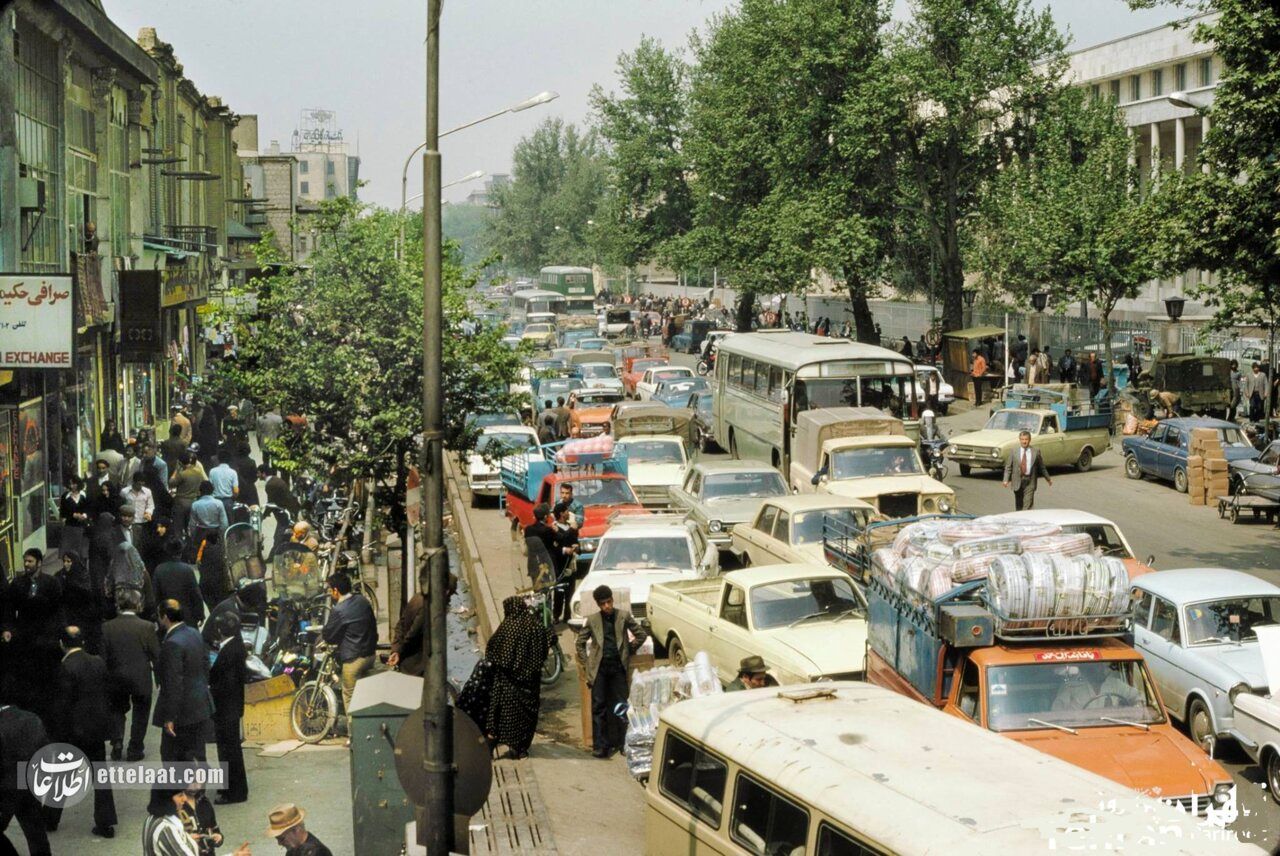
left=729, top=354, right=743, bottom=386
left=768, top=366, right=784, bottom=402
left=659, top=732, right=728, bottom=827
left=817, top=822, right=880, bottom=856
left=742, top=359, right=756, bottom=391
left=754, top=364, right=770, bottom=396
left=731, top=774, right=810, bottom=856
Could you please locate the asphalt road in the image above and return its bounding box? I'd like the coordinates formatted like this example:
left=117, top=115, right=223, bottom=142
left=665, top=347, right=1280, bottom=849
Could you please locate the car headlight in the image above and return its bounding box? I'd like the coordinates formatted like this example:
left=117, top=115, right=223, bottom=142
left=990, top=448, right=1001, bottom=458
left=1229, top=682, right=1252, bottom=704
left=708, top=519, right=723, bottom=533
left=1213, top=783, right=1234, bottom=806
left=947, top=445, right=957, bottom=454
left=923, top=498, right=936, bottom=511
left=938, top=498, right=952, bottom=513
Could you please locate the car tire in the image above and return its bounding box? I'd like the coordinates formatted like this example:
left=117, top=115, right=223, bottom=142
left=1075, top=448, right=1094, bottom=473
left=1174, top=467, right=1189, bottom=494
left=1124, top=454, right=1143, bottom=480
left=667, top=635, right=688, bottom=667
left=958, top=464, right=971, bottom=477
left=1188, top=697, right=1214, bottom=751
left=1268, top=751, right=1280, bottom=799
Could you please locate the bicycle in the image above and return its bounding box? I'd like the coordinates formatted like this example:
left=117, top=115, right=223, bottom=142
left=526, top=588, right=565, bottom=686
left=289, top=631, right=343, bottom=743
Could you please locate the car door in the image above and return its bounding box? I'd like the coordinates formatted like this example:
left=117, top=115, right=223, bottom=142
left=1034, top=414, right=1066, bottom=465
left=1157, top=426, right=1183, bottom=482
left=770, top=510, right=792, bottom=564
left=671, top=470, right=699, bottom=513
left=739, top=504, right=778, bottom=565
left=1133, top=424, right=1165, bottom=476
left=713, top=582, right=754, bottom=684
left=1142, top=595, right=1188, bottom=717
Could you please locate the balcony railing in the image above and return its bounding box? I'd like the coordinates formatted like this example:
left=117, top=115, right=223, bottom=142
left=167, top=225, right=218, bottom=250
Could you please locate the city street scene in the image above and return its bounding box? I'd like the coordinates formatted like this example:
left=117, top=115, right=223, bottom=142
left=1, top=0, right=1279, bottom=854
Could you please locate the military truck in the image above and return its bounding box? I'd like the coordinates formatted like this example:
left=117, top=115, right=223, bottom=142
left=1137, top=353, right=1233, bottom=419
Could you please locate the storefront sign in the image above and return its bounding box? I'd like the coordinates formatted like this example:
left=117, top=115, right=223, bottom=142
left=0, top=274, right=74, bottom=368
left=119, top=271, right=163, bottom=361
left=161, top=262, right=209, bottom=308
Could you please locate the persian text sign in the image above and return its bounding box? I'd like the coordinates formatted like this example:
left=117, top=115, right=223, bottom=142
left=0, top=274, right=74, bottom=368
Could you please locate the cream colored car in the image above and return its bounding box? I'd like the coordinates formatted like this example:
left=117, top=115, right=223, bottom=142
left=730, top=495, right=875, bottom=567
left=807, top=435, right=956, bottom=519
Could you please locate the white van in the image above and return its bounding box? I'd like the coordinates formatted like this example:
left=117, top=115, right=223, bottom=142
left=646, top=681, right=1253, bottom=855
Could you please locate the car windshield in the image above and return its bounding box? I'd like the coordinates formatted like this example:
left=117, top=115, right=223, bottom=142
left=579, top=365, right=616, bottom=379
left=526, top=324, right=554, bottom=334
left=633, top=359, right=666, bottom=373
left=475, top=432, right=535, bottom=454
left=703, top=471, right=787, bottom=501
left=593, top=535, right=694, bottom=571
left=829, top=447, right=923, bottom=479
left=623, top=440, right=685, bottom=464
left=567, top=478, right=638, bottom=507
left=1061, top=524, right=1132, bottom=558
left=1220, top=428, right=1252, bottom=448
left=651, top=369, right=690, bottom=383
left=792, top=508, right=868, bottom=545
left=1184, top=597, right=1280, bottom=645
left=471, top=413, right=521, bottom=428
left=986, top=411, right=1043, bottom=433
left=539, top=380, right=580, bottom=395
left=986, top=661, right=1164, bottom=732
left=576, top=393, right=622, bottom=407
left=750, top=577, right=865, bottom=629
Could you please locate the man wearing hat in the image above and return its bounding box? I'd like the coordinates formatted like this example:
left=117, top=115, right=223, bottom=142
left=726, top=655, right=779, bottom=692
left=232, top=803, right=332, bottom=855
left=574, top=584, right=648, bottom=759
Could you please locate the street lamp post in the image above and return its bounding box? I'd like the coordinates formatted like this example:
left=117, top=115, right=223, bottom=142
left=1030, top=290, right=1049, bottom=353
left=397, top=91, right=558, bottom=257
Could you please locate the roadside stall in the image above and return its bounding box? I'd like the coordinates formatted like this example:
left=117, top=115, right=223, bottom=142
left=941, top=325, right=1006, bottom=402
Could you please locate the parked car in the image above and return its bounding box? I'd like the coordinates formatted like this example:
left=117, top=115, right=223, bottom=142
left=652, top=377, right=711, bottom=409
left=570, top=514, right=717, bottom=627
left=1132, top=569, right=1280, bottom=751
left=1230, top=638, right=1280, bottom=795
left=685, top=391, right=717, bottom=454
left=648, top=565, right=868, bottom=683
left=1228, top=439, right=1280, bottom=499
left=988, top=509, right=1155, bottom=579
left=635, top=366, right=697, bottom=401
left=466, top=426, right=539, bottom=507
left=669, top=460, right=788, bottom=551
left=1122, top=417, right=1260, bottom=493
left=730, top=495, right=875, bottom=568
left=531, top=377, right=585, bottom=414
left=615, top=435, right=691, bottom=508
left=465, top=411, right=524, bottom=430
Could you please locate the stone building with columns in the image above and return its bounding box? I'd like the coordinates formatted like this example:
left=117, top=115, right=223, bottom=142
left=1065, top=12, right=1219, bottom=321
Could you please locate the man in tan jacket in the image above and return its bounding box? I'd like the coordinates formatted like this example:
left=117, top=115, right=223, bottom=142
left=575, top=584, right=648, bottom=758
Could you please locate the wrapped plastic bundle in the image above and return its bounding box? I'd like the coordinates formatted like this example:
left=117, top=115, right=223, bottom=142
left=872, top=547, right=902, bottom=586
left=555, top=434, right=615, bottom=463
left=1021, top=532, right=1094, bottom=557
left=925, top=542, right=956, bottom=563
left=987, top=554, right=1031, bottom=619
left=936, top=521, right=1011, bottom=545
left=685, top=652, right=721, bottom=698
left=1078, top=555, right=1131, bottom=617
left=1050, top=555, right=1086, bottom=618
left=996, top=521, right=1061, bottom=541
left=925, top=561, right=960, bottom=599
left=953, top=535, right=1022, bottom=560
left=892, top=527, right=915, bottom=558
left=1101, top=557, right=1132, bottom=614
left=950, top=552, right=1001, bottom=583
left=897, top=557, right=933, bottom=602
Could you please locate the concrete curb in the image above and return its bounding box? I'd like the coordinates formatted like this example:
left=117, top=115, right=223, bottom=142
left=444, top=455, right=500, bottom=643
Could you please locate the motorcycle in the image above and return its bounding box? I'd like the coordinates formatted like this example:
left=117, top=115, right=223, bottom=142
left=921, top=436, right=949, bottom=482
left=696, top=350, right=716, bottom=377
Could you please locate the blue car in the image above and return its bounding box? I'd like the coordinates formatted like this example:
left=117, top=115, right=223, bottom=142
left=653, top=377, right=711, bottom=409
left=1132, top=569, right=1280, bottom=750
left=1121, top=417, right=1259, bottom=493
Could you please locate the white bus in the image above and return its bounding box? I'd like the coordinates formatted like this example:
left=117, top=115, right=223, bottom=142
left=713, top=331, right=918, bottom=469
left=510, top=289, right=568, bottom=324
left=646, top=681, right=1249, bottom=855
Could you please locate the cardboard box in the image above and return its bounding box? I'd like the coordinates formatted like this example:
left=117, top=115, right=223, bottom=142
left=1190, top=493, right=1207, bottom=506
left=1192, top=427, right=1220, bottom=441
left=1206, top=458, right=1229, bottom=473
left=1187, top=455, right=1204, bottom=469
left=243, top=675, right=299, bottom=744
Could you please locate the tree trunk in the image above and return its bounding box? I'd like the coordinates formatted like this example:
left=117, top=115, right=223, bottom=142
left=735, top=291, right=756, bottom=332
left=940, top=234, right=965, bottom=333
left=1101, top=308, right=1116, bottom=418
left=847, top=275, right=877, bottom=344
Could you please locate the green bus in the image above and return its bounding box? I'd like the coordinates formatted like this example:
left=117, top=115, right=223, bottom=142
left=539, top=266, right=596, bottom=316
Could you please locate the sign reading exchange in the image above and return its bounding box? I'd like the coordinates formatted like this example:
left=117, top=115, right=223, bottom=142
left=0, top=273, right=74, bottom=368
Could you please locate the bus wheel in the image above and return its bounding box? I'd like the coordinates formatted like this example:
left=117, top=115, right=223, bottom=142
left=729, top=431, right=739, bottom=459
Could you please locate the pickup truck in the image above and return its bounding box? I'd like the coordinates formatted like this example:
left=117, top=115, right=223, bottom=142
left=622, top=357, right=670, bottom=398
left=946, top=386, right=1111, bottom=476
left=501, top=440, right=645, bottom=570
left=864, top=553, right=1233, bottom=810
left=647, top=565, right=868, bottom=686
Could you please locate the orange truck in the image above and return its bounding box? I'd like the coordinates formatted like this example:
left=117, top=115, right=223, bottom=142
left=865, top=573, right=1234, bottom=814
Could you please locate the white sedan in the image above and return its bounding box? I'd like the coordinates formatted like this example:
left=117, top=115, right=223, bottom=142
left=635, top=366, right=696, bottom=401
left=913, top=365, right=955, bottom=414
left=466, top=426, right=539, bottom=507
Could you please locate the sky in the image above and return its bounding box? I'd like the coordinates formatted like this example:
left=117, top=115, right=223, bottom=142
left=104, top=0, right=1182, bottom=209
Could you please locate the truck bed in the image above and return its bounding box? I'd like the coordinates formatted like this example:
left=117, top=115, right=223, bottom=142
left=649, top=578, right=722, bottom=607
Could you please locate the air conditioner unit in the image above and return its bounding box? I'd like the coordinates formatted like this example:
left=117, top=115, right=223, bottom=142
left=18, top=176, right=46, bottom=212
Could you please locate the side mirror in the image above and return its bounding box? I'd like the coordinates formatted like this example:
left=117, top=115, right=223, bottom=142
left=1145, top=554, right=1156, bottom=567
left=810, top=473, right=822, bottom=486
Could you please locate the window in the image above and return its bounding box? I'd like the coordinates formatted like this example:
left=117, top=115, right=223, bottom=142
left=1199, top=57, right=1214, bottom=86
left=1129, top=74, right=1141, bottom=102
left=731, top=774, right=810, bottom=856
left=1163, top=427, right=1181, bottom=448
left=768, top=366, right=785, bottom=403
left=957, top=660, right=981, bottom=720
left=728, top=354, right=743, bottom=386
left=755, top=505, right=779, bottom=536
left=299, top=160, right=309, bottom=174
left=741, top=359, right=757, bottom=392
left=1151, top=597, right=1181, bottom=644
left=1110, top=79, right=1121, bottom=101
left=1133, top=589, right=1154, bottom=628
left=300, top=180, right=310, bottom=195
left=772, top=511, right=790, bottom=542
left=721, top=585, right=748, bottom=629
left=753, top=363, right=769, bottom=396
left=1175, top=63, right=1187, bottom=91
left=326, top=159, right=335, bottom=175
left=1149, top=424, right=1167, bottom=444
left=1151, top=68, right=1163, bottom=97
left=817, top=823, right=880, bottom=856
left=1090, top=83, right=1101, bottom=99
left=659, top=732, right=727, bottom=827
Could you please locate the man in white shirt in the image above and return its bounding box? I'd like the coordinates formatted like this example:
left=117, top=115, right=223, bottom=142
left=119, top=472, right=155, bottom=522
left=1002, top=430, right=1052, bottom=510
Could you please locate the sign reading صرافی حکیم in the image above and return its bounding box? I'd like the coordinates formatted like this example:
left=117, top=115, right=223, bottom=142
left=0, top=274, right=74, bottom=368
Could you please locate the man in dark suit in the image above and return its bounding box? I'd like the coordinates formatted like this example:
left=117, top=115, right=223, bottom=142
left=153, top=599, right=215, bottom=763
left=152, top=537, right=205, bottom=628
left=54, top=626, right=117, bottom=838
left=101, top=588, right=160, bottom=761
left=1002, top=430, right=1053, bottom=510
left=574, top=585, right=648, bottom=759
left=209, top=612, right=248, bottom=804
left=0, top=693, right=50, bottom=856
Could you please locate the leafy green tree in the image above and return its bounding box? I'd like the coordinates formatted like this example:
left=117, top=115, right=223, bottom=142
left=971, top=87, right=1162, bottom=388
left=891, top=0, right=1066, bottom=332
left=487, top=118, right=608, bottom=273
left=219, top=197, right=523, bottom=483
left=679, top=0, right=901, bottom=339
left=442, top=203, right=495, bottom=268
left=590, top=37, right=694, bottom=271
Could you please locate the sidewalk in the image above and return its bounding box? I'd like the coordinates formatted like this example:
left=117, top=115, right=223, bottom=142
left=444, top=456, right=647, bottom=856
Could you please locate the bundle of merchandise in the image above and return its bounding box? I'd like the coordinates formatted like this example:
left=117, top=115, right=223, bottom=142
left=623, top=651, right=721, bottom=780
left=1186, top=428, right=1228, bottom=507
left=870, top=517, right=1130, bottom=630
left=555, top=434, right=615, bottom=463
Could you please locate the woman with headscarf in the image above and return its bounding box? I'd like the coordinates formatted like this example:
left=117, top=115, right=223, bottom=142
left=482, top=596, right=552, bottom=759
left=57, top=551, right=103, bottom=652
left=109, top=538, right=156, bottom=620
left=139, top=516, right=172, bottom=573
left=196, top=530, right=229, bottom=611
left=89, top=512, right=122, bottom=602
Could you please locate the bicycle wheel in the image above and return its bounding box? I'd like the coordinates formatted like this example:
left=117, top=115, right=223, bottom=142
left=541, top=644, right=564, bottom=686
left=358, top=580, right=378, bottom=614
left=291, top=680, right=339, bottom=743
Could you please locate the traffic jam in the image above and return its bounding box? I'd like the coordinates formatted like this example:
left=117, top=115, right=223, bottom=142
left=465, top=271, right=1278, bottom=853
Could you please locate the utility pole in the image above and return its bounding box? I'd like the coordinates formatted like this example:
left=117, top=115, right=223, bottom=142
left=419, top=0, right=454, bottom=852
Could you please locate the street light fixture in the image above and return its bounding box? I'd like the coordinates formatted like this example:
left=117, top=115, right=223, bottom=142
left=963, top=288, right=977, bottom=308
left=1164, top=295, right=1186, bottom=322
left=1167, top=90, right=1208, bottom=110
left=403, top=171, right=485, bottom=209
left=1031, top=290, right=1049, bottom=313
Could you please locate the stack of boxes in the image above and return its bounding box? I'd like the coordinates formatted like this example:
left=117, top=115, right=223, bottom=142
left=1187, top=428, right=1229, bottom=506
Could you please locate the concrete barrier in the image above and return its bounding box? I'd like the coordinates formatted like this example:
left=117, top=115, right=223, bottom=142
left=443, top=455, right=500, bottom=642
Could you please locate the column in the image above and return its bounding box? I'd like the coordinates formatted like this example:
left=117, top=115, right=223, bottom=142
left=1150, top=122, right=1161, bottom=182
left=1174, top=116, right=1185, bottom=172
left=1201, top=115, right=1211, bottom=174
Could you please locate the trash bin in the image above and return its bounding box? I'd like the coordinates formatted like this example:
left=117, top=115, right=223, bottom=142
left=349, top=671, right=423, bottom=856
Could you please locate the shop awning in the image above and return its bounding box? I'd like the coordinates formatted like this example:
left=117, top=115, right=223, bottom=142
left=943, top=325, right=1006, bottom=339
left=226, top=218, right=259, bottom=241
left=142, top=239, right=199, bottom=259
